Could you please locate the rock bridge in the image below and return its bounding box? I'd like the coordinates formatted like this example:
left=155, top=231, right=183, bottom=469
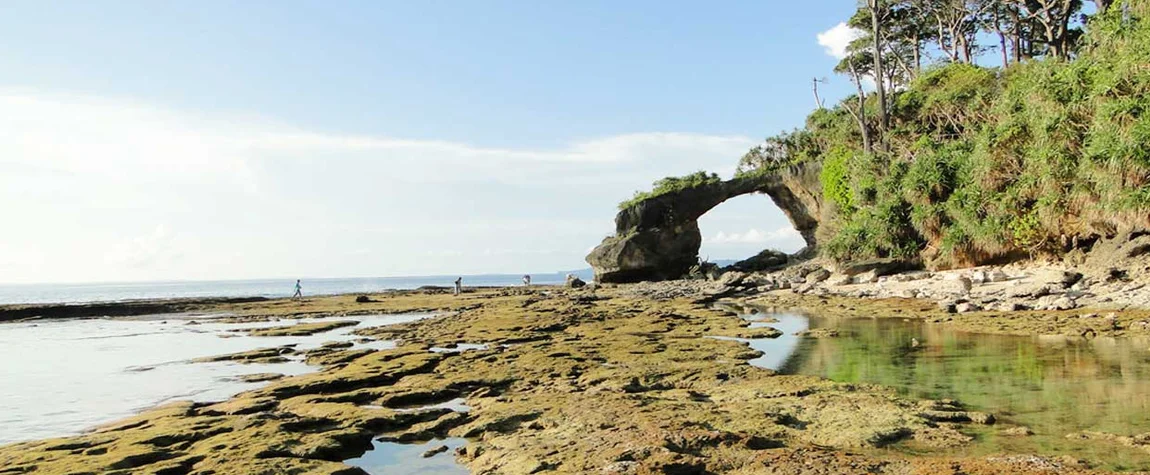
left=586, top=161, right=824, bottom=283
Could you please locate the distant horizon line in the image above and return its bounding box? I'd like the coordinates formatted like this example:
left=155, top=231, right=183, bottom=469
left=0, top=268, right=596, bottom=288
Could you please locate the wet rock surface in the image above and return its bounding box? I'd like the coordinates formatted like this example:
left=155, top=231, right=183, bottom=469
left=245, top=320, right=359, bottom=337
left=0, top=287, right=1109, bottom=474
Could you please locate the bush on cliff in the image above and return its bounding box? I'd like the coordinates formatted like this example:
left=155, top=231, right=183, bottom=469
left=740, top=3, right=1150, bottom=269
left=618, top=171, right=721, bottom=210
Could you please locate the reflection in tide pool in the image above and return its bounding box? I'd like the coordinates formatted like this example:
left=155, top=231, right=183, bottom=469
left=711, top=305, right=808, bottom=371
left=0, top=313, right=432, bottom=445
left=345, top=437, right=468, bottom=475
left=772, top=313, right=1150, bottom=471
left=743, top=313, right=808, bottom=370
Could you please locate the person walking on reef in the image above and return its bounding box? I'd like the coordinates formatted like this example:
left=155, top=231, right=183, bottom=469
left=522, top=274, right=531, bottom=286
left=453, top=277, right=462, bottom=296
left=292, top=279, right=303, bottom=300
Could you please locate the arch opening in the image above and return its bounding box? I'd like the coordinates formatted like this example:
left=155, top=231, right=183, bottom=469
left=697, top=193, right=806, bottom=268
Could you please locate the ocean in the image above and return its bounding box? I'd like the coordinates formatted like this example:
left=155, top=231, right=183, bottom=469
left=0, top=270, right=595, bottom=306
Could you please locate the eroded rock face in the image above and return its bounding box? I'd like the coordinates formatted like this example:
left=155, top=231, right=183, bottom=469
left=587, top=162, right=824, bottom=283
left=732, top=249, right=789, bottom=272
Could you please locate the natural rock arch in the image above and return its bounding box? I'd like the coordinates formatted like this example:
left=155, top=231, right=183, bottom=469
left=586, top=161, right=824, bottom=283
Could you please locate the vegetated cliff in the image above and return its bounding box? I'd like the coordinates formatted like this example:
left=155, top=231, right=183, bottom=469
left=783, top=4, right=1150, bottom=270
left=586, top=163, right=824, bottom=283
left=590, top=4, right=1150, bottom=282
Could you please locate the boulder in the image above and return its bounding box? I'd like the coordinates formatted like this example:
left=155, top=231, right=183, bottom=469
left=955, top=302, right=981, bottom=313
left=743, top=274, right=775, bottom=288
left=836, top=257, right=922, bottom=277
left=731, top=248, right=789, bottom=272
left=1007, top=283, right=1053, bottom=299
left=1034, top=295, right=1077, bottom=311
left=947, top=275, right=973, bottom=294
left=565, top=275, right=587, bottom=289
left=1032, top=269, right=1083, bottom=288
left=828, top=273, right=853, bottom=286
left=987, top=269, right=1010, bottom=283
left=805, top=268, right=831, bottom=284
left=970, top=270, right=988, bottom=285
left=1051, top=296, right=1077, bottom=310
left=1085, top=231, right=1150, bottom=271
left=584, top=224, right=702, bottom=283
left=888, top=271, right=932, bottom=282
left=996, top=301, right=1028, bottom=312
left=854, top=270, right=880, bottom=284
left=718, top=271, right=747, bottom=287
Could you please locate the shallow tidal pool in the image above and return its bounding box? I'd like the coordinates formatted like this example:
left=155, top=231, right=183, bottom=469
left=746, top=309, right=1150, bottom=471
left=345, top=437, right=469, bottom=475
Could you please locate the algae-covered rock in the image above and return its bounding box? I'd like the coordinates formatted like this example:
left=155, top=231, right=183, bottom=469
left=0, top=287, right=1062, bottom=475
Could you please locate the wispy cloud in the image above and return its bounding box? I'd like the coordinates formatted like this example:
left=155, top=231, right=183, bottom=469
left=816, top=22, right=863, bottom=60
left=704, top=227, right=801, bottom=245
left=0, top=90, right=756, bottom=189
left=0, top=89, right=760, bottom=283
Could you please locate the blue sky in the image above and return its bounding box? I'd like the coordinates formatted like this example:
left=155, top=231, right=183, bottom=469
left=0, top=1, right=859, bottom=283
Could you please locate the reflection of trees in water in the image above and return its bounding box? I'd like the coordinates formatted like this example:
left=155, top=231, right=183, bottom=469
left=782, top=316, right=1150, bottom=468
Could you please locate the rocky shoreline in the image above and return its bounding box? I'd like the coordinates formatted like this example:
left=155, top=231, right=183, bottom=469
left=0, top=296, right=270, bottom=323
left=613, top=252, right=1150, bottom=340
left=3, top=285, right=1149, bottom=474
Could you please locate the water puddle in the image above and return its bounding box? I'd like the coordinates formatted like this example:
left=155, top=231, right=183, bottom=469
left=0, top=312, right=433, bottom=444
left=394, top=398, right=471, bottom=413
left=733, top=307, right=1150, bottom=471
left=344, top=437, right=468, bottom=475
left=429, top=343, right=489, bottom=353
left=708, top=305, right=808, bottom=371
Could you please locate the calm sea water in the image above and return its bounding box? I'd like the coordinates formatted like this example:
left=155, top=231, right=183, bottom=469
left=0, top=312, right=434, bottom=445
left=0, top=270, right=595, bottom=306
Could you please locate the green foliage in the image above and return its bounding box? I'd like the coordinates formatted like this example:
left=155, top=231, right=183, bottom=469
left=740, top=4, right=1150, bottom=267
left=1008, top=209, right=1044, bottom=250
left=820, top=146, right=855, bottom=213
left=618, top=171, right=721, bottom=210
left=736, top=129, right=818, bottom=177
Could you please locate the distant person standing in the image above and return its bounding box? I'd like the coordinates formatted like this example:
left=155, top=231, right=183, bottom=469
left=523, top=274, right=531, bottom=286
left=453, top=277, right=462, bottom=296
left=292, top=279, right=303, bottom=300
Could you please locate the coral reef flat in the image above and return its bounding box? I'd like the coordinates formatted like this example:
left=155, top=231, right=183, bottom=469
left=2, top=287, right=1143, bottom=474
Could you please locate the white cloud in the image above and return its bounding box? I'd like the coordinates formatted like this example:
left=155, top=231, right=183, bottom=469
left=704, top=227, right=801, bottom=245
left=816, top=22, right=863, bottom=60
left=0, top=89, right=759, bottom=283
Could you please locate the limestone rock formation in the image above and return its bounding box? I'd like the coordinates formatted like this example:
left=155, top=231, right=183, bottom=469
left=586, top=162, right=824, bottom=283
left=731, top=248, right=789, bottom=272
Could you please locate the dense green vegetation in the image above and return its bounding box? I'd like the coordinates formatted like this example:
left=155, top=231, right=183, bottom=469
left=618, top=171, right=720, bottom=210
left=740, top=0, right=1150, bottom=268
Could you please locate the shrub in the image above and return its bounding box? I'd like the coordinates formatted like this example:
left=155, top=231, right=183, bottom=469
left=618, top=171, right=721, bottom=210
